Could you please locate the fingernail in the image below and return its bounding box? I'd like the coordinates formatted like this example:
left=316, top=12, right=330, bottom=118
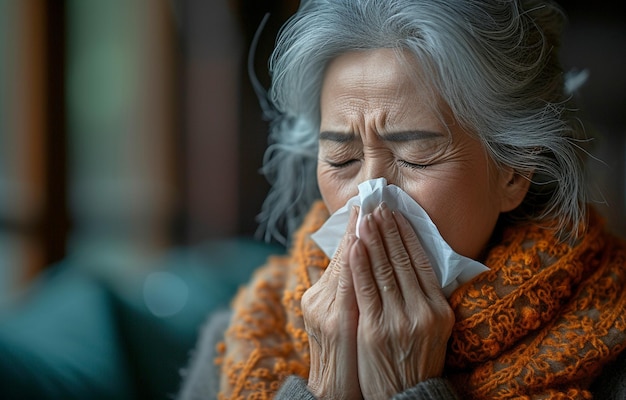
left=366, top=213, right=374, bottom=227
left=379, top=201, right=391, bottom=219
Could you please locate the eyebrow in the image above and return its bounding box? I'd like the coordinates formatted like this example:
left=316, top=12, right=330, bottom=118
left=319, top=130, right=443, bottom=142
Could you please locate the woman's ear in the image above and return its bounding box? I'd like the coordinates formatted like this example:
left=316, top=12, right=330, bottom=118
left=498, top=167, right=532, bottom=213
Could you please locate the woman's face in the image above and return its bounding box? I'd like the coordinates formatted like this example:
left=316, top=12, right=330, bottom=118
left=317, top=48, right=526, bottom=260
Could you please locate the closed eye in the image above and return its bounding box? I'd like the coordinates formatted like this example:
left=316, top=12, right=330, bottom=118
left=327, top=159, right=359, bottom=169
left=398, top=160, right=431, bottom=169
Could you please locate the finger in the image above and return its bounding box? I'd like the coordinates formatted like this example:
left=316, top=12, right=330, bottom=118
left=332, top=205, right=359, bottom=270
left=336, top=235, right=358, bottom=321
left=358, top=209, right=401, bottom=304
left=346, top=205, right=359, bottom=236
left=393, top=210, right=446, bottom=304
left=318, top=205, right=359, bottom=287
left=372, top=203, right=422, bottom=299
left=349, top=238, right=383, bottom=320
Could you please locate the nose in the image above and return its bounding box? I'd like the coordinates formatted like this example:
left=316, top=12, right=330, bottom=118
left=360, top=157, right=396, bottom=186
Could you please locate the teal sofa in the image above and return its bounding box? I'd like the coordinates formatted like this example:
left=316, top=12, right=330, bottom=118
left=0, top=238, right=284, bottom=399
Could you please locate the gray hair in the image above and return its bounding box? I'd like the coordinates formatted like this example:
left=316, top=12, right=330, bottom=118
left=256, top=0, right=589, bottom=245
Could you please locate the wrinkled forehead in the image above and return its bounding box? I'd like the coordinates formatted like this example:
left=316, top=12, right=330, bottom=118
left=320, top=48, right=450, bottom=127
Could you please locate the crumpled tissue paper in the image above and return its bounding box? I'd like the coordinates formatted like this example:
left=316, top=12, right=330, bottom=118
left=310, top=178, right=489, bottom=297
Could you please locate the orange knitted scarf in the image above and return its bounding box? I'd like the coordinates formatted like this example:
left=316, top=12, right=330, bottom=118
left=217, top=201, right=626, bottom=399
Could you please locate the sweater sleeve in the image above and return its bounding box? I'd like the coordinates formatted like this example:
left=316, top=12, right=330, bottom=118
left=177, top=309, right=232, bottom=400
left=275, top=376, right=317, bottom=400
left=392, top=378, right=460, bottom=400
left=274, top=375, right=460, bottom=400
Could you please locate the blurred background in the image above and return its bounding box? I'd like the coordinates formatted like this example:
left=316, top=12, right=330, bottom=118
left=0, top=0, right=300, bottom=299
left=0, top=0, right=624, bottom=399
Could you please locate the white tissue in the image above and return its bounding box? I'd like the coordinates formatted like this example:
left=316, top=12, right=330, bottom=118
left=310, top=178, right=489, bottom=297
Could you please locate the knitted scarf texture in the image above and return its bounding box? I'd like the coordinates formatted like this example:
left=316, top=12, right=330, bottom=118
left=217, top=201, right=626, bottom=399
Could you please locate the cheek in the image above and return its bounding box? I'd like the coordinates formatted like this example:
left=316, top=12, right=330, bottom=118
left=432, top=204, right=497, bottom=259
left=317, top=166, right=358, bottom=213
left=401, top=167, right=499, bottom=259
left=432, top=184, right=499, bottom=258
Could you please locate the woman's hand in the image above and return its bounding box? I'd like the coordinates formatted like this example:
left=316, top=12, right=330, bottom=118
left=351, top=202, right=454, bottom=400
left=302, top=207, right=363, bottom=400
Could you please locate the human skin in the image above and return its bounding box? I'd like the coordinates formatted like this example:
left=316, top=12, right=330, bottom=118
left=302, top=48, right=530, bottom=399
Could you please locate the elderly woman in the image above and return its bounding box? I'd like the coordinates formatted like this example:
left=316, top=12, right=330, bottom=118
left=179, top=0, right=626, bottom=399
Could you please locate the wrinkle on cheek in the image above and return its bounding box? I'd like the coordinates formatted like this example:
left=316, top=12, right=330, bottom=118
left=317, top=169, right=357, bottom=213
